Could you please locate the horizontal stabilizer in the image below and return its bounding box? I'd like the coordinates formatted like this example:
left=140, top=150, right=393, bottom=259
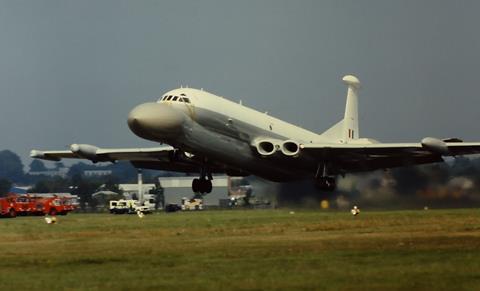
left=321, top=120, right=344, bottom=142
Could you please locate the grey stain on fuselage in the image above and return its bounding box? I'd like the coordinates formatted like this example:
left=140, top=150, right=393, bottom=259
left=163, top=105, right=313, bottom=181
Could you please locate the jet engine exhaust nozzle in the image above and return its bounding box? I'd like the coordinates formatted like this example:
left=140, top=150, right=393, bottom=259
left=281, top=140, right=300, bottom=157
left=256, top=140, right=278, bottom=156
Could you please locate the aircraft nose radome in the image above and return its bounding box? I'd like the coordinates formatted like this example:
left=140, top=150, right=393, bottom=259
left=127, top=103, right=185, bottom=138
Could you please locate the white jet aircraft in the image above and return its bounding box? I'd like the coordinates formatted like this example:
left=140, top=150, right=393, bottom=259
left=31, top=75, right=480, bottom=193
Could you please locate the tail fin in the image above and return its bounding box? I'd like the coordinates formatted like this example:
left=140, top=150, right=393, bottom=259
left=321, top=75, right=361, bottom=143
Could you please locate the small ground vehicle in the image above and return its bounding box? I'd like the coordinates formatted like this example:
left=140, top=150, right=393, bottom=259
left=181, top=198, right=203, bottom=210
left=109, top=199, right=155, bottom=214
left=164, top=204, right=182, bottom=213
left=109, top=199, right=136, bottom=214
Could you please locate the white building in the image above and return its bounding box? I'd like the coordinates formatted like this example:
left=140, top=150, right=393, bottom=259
left=84, top=170, right=113, bottom=177
left=29, top=167, right=69, bottom=178
left=119, top=183, right=156, bottom=199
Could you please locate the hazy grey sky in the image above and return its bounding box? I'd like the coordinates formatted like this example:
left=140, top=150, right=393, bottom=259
left=1, top=0, right=480, bottom=167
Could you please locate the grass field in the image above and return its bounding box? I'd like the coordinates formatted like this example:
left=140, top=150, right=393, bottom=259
left=1, top=208, right=479, bottom=290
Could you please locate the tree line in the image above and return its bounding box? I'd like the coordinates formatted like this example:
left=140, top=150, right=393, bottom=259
left=0, top=150, right=170, bottom=210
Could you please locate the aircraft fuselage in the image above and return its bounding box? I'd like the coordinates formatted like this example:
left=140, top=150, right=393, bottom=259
left=127, top=88, right=328, bottom=182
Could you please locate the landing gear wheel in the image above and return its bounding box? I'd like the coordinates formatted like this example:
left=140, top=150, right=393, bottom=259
left=205, top=180, right=212, bottom=193
left=192, top=178, right=200, bottom=193
left=9, top=208, right=16, bottom=218
left=192, top=178, right=213, bottom=194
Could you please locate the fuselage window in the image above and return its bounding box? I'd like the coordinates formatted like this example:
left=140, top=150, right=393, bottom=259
left=167, top=96, right=173, bottom=101
left=183, top=97, right=191, bottom=103
left=180, top=93, right=186, bottom=96
left=172, top=96, right=178, bottom=101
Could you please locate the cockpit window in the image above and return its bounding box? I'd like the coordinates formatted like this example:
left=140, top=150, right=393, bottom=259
left=159, top=94, right=191, bottom=103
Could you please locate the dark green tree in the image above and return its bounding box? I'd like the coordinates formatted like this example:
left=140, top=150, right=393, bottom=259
left=29, top=160, right=47, bottom=172
left=0, top=150, right=24, bottom=182
left=30, top=180, right=50, bottom=193
left=108, top=162, right=138, bottom=182
left=0, top=178, right=12, bottom=197
left=28, top=176, right=70, bottom=193
left=70, top=173, right=101, bottom=211
left=48, top=176, right=71, bottom=192
left=102, top=175, right=122, bottom=194
left=92, top=192, right=123, bottom=211
left=54, top=162, right=65, bottom=170
left=67, top=162, right=93, bottom=178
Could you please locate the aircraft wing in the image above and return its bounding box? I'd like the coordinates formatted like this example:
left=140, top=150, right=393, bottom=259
left=31, top=144, right=175, bottom=162
left=30, top=144, right=208, bottom=173
left=300, top=138, right=480, bottom=173
left=30, top=150, right=77, bottom=161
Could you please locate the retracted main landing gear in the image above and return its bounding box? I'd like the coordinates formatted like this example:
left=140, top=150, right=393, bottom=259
left=192, top=167, right=213, bottom=194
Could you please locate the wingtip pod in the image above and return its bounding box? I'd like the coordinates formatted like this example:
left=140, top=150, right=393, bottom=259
left=70, top=144, right=80, bottom=153
left=421, top=137, right=449, bottom=155
left=30, top=149, right=40, bottom=158
left=342, top=75, right=360, bottom=89
left=70, top=143, right=99, bottom=160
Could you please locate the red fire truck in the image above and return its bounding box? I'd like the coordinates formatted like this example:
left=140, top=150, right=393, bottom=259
left=35, top=196, right=75, bottom=216
left=0, top=196, right=17, bottom=217
left=0, top=194, right=78, bottom=218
